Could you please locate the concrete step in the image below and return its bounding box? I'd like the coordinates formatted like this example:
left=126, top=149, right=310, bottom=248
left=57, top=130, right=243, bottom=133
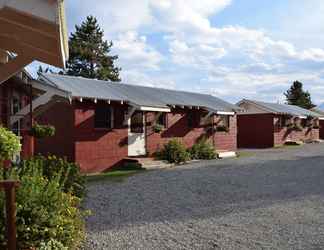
left=217, top=151, right=237, bottom=159
left=122, top=157, right=173, bottom=169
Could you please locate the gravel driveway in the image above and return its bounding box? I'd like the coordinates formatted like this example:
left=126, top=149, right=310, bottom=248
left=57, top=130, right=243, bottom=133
left=83, top=143, right=324, bottom=250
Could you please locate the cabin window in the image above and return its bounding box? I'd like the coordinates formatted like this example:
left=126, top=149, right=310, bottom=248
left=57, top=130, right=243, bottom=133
left=11, top=93, right=21, bottom=115
left=94, top=106, right=114, bottom=129
left=187, top=112, right=195, bottom=128
left=279, top=116, right=287, bottom=128
left=130, top=111, right=144, bottom=133
left=217, top=115, right=230, bottom=132
left=156, top=113, right=167, bottom=127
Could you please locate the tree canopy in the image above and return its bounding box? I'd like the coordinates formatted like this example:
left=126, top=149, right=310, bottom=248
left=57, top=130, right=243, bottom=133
left=65, top=16, right=121, bottom=82
left=284, top=81, right=315, bottom=109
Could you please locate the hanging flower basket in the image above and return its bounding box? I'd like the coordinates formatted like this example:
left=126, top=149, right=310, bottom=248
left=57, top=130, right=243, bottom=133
left=153, top=124, right=164, bottom=133
left=30, top=124, right=55, bottom=139
left=216, top=125, right=229, bottom=132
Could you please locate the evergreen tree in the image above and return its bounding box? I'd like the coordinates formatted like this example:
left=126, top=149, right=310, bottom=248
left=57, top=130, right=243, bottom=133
left=284, top=81, right=315, bottom=109
left=65, top=16, right=121, bottom=81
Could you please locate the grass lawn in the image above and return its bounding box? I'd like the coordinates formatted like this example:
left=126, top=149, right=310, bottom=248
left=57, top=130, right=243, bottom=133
left=274, top=144, right=302, bottom=149
left=236, top=151, right=256, bottom=158
left=85, top=163, right=147, bottom=183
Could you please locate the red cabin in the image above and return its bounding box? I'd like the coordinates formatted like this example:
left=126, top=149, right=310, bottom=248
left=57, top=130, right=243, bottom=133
left=34, top=73, right=240, bottom=173
left=237, top=99, right=324, bottom=148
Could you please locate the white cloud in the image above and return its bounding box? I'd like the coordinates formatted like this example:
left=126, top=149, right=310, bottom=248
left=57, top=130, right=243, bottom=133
left=65, top=0, right=324, bottom=104
left=113, top=31, right=163, bottom=71
left=121, top=69, right=176, bottom=89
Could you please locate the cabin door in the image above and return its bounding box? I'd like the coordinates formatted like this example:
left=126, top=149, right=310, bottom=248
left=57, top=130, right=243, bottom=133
left=128, top=111, right=146, bottom=156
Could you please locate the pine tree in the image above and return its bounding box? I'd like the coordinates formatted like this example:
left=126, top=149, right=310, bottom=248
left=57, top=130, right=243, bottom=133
left=284, top=81, right=315, bottom=109
left=65, top=16, right=121, bottom=81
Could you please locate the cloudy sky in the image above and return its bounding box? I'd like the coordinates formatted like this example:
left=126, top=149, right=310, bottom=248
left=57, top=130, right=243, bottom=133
left=27, top=0, right=324, bottom=105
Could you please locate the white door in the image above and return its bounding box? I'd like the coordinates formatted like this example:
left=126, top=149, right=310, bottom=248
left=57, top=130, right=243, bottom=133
left=128, top=111, right=146, bottom=156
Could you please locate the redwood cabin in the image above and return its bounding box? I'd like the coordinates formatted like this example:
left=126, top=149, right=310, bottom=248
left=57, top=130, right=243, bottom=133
left=237, top=99, right=324, bottom=148
left=35, top=73, right=240, bottom=173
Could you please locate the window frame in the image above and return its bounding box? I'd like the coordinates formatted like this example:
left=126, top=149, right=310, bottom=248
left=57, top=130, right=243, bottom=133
left=94, top=106, right=114, bottom=129
left=220, top=115, right=230, bottom=128
left=156, top=112, right=167, bottom=128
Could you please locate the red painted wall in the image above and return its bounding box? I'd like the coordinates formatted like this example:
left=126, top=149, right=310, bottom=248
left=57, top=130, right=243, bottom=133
left=34, top=102, right=75, bottom=162
left=237, top=114, right=274, bottom=148
left=273, top=116, right=319, bottom=145
left=320, top=121, right=324, bottom=140
left=146, top=109, right=237, bottom=154
left=237, top=114, right=320, bottom=148
left=73, top=101, right=128, bottom=173
left=36, top=103, right=238, bottom=173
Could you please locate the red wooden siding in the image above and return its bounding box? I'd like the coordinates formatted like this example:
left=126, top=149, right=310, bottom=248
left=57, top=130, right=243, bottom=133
left=35, top=102, right=238, bottom=173
left=320, top=121, right=324, bottom=140
left=73, top=101, right=129, bottom=173
left=146, top=109, right=237, bottom=154
left=34, top=102, right=75, bottom=162
left=238, top=114, right=320, bottom=148
left=237, top=114, right=274, bottom=148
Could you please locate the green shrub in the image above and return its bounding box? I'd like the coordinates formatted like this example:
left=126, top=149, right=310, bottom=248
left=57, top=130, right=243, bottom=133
left=39, top=239, right=68, bottom=250
left=189, top=139, right=216, bottom=160
left=0, top=126, right=21, bottom=161
left=0, top=166, right=88, bottom=249
left=158, top=139, right=191, bottom=164
left=30, top=123, right=55, bottom=139
left=15, top=155, right=85, bottom=198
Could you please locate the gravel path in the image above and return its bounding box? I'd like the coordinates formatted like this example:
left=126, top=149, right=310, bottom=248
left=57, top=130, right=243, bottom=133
left=83, top=143, right=324, bottom=249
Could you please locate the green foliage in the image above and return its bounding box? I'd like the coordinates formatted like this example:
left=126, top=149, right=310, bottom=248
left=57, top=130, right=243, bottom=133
left=0, top=126, right=21, bottom=161
left=16, top=155, right=85, bottom=198
left=66, top=15, right=121, bottom=81
left=30, top=123, right=55, bottom=139
left=0, top=166, right=88, bottom=250
left=39, top=239, right=68, bottom=250
left=158, top=139, right=191, bottom=164
left=153, top=124, right=164, bottom=133
left=284, top=81, right=315, bottom=109
left=189, top=139, right=216, bottom=160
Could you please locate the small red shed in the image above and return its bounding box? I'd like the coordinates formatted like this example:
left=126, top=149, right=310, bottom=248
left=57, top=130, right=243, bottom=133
left=237, top=99, right=324, bottom=148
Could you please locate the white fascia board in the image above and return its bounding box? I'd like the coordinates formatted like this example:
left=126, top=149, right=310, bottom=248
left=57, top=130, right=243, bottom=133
left=139, top=106, right=171, bottom=112
left=318, top=117, right=324, bottom=120
left=298, top=116, right=307, bottom=119
left=216, top=111, right=235, bottom=115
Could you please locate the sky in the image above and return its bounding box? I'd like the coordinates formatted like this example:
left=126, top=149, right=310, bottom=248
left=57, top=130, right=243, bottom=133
left=27, top=0, right=324, bottom=105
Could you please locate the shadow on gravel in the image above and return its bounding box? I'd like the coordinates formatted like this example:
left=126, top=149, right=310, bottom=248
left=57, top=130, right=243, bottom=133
left=85, top=154, right=324, bottom=232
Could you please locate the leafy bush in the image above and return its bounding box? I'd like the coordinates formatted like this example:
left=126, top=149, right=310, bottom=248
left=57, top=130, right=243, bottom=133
left=15, top=155, right=85, bottom=198
left=0, top=126, right=21, bottom=161
left=158, top=139, right=191, bottom=164
left=0, top=166, right=88, bottom=250
left=189, top=139, right=216, bottom=160
left=39, top=239, right=68, bottom=250
left=30, top=123, right=55, bottom=139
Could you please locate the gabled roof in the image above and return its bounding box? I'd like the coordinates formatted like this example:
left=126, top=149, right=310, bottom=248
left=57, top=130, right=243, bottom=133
left=38, top=73, right=241, bottom=113
left=238, top=99, right=324, bottom=118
